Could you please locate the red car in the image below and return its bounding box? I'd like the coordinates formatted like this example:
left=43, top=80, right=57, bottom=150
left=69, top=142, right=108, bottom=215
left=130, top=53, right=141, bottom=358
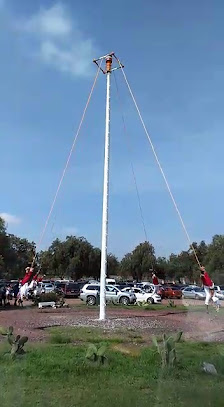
left=163, top=286, right=182, bottom=299
left=55, top=282, right=81, bottom=298
left=157, top=286, right=166, bottom=299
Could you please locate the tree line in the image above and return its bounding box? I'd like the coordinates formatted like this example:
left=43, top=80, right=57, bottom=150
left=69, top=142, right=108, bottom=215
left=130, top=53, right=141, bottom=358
left=1, top=216, right=224, bottom=284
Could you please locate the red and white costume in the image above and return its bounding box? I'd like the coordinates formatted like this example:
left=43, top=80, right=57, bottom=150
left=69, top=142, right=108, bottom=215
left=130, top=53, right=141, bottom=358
left=19, top=267, right=35, bottom=300
left=201, top=271, right=219, bottom=306
left=152, top=273, right=159, bottom=292
left=152, top=274, right=159, bottom=285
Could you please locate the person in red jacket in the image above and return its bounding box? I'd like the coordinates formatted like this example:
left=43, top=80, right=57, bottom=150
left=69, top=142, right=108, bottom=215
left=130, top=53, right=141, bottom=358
left=21, top=267, right=34, bottom=286
left=200, top=266, right=220, bottom=312
left=152, top=272, right=159, bottom=293
left=152, top=272, right=159, bottom=286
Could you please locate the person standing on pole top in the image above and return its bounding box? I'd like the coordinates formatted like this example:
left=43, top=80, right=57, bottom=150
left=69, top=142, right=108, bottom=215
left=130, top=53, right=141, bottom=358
left=200, top=266, right=220, bottom=313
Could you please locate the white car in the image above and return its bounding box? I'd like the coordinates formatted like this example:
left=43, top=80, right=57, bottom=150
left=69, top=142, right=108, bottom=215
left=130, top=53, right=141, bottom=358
left=214, top=286, right=224, bottom=300
left=41, top=283, right=55, bottom=294
left=121, top=287, right=161, bottom=304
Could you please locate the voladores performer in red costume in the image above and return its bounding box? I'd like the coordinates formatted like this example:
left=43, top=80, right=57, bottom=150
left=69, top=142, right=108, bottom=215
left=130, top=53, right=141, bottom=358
left=200, top=266, right=220, bottom=313
left=152, top=272, right=159, bottom=293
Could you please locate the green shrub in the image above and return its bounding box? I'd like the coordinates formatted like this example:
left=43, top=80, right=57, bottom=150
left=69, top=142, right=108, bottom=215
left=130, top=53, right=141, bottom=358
left=50, top=334, right=72, bottom=344
left=86, top=344, right=107, bottom=365
left=33, top=292, right=59, bottom=305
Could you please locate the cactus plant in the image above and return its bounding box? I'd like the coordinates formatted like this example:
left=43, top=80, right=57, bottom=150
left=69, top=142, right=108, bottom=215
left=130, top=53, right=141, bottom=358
left=152, top=331, right=183, bottom=368
left=0, top=326, right=28, bottom=358
left=136, top=300, right=148, bottom=307
left=167, top=299, right=176, bottom=308
left=86, top=344, right=107, bottom=365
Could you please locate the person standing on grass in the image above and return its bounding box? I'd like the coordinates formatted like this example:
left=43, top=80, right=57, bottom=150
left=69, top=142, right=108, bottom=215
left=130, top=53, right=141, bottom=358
left=200, top=266, right=220, bottom=313
left=5, top=285, right=11, bottom=305
left=0, top=285, right=6, bottom=307
left=13, top=282, right=20, bottom=306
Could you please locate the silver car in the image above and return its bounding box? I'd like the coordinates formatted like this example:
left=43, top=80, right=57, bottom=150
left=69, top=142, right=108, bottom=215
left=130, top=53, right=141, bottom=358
left=182, top=286, right=206, bottom=300
left=80, top=284, right=136, bottom=306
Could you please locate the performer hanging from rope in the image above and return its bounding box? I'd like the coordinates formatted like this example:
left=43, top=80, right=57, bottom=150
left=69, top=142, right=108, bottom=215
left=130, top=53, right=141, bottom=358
left=200, top=266, right=220, bottom=313
left=152, top=272, right=159, bottom=293
left=18, top=264, right=35, bottom=304
left=152, top=272, right=159, bottom=286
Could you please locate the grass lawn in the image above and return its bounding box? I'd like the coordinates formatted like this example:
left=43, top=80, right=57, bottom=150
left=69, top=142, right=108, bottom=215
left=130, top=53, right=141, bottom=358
left=0, top=328, right=224, bottom=407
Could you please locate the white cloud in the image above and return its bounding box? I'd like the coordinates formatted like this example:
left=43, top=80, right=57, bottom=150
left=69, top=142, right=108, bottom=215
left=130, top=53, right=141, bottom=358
left=0, top=212, right=21, bottom=225
left=23, top=3, right=72, bottom=37
left=17, top=3, right=97, bottom=77
left=62, top=226, right=78, bottom=236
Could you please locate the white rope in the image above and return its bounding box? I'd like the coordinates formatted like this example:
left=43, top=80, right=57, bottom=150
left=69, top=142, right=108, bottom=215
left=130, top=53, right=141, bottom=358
left=113, top=71, right=148, bottom=242
left=119, top=65, right=200, bottom=267
left=34, top=60, right=102, bottom=259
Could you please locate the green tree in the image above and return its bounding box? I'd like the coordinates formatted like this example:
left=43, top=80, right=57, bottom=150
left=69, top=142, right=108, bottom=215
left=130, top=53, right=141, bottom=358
left=155, top=257, right=168, bottom=280
left=205, top=235, right=224, bottom=283
left=39, top=235, right=118, bottom=280
left=119, top=253, right=133, bottom=279
left=119, top=241, right=155, bottom=281
left=7, top=235, right=36, bottom=278
left=107, top=253, right=119, bottom=276
left=0, top=217, right=10, bottom=277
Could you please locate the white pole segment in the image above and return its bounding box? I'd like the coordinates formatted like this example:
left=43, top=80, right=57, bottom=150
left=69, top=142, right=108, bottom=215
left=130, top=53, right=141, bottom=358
left=99, top=58, right=112, bottom=320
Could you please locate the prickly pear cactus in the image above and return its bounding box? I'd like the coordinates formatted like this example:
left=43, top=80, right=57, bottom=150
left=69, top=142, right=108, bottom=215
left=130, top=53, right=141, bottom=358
left=152, top=331, right=182, bottom=368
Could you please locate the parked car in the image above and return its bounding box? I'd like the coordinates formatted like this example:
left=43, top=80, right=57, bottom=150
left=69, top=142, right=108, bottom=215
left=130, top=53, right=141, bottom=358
left=115, top=283, right=134, bottom=290
left=163, top=286, right=182, bottom=299
left=136, top=283, right=154, bottom=292
left=106, top=278, right=116, bottom=285
left=80, top=284, right=136, bottom=306
left=41, top=283, right=55, bottom=294
left=214, top=286, right=224, bottom=300
left=121, top=287, right=161, bottom=304
left=182, top=286, right=205, bottom=300
left=64, top=282, right=80, bottom=298
left=54, top=282, right=81, bottom=297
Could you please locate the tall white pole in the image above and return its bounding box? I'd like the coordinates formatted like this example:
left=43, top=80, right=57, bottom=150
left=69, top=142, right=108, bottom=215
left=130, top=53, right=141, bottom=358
left=99, top=56, right=112, bottom=320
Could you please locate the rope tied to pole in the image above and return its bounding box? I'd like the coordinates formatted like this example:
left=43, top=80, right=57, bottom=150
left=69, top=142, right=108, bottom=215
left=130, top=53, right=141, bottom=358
left=113, top=71, right=148, bottom=243
left=32, top=60, right=102, bottom=265
left=116, top=61, right=201, bottom=268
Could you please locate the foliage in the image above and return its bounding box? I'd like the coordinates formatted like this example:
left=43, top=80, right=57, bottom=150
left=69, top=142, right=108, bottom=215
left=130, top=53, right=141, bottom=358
left=136, top=300, right=148, bottom=307
left=86, top=343, right=107, bottom=365
left=39, top=236, right=119, bottom=279
left=2, top=211, right=224, bottom=284
left=120, top=241, right=155, bottom=281
left=152, top=332, right=183, bottom=368
left=0, top=216, right=36, bottom=279
left=33, top=292, right=59, bottom=305
left=50, top=334, right=72, bottom=344
left=0, top=325, right=28, bottom=358
left=167, top=300, right=176, bottom=308
left=1, top=341, right=224, bottom=406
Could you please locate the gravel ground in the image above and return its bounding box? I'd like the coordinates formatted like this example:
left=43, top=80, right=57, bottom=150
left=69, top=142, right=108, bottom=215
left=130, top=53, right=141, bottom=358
left=0, top=299, right=224, bottom=342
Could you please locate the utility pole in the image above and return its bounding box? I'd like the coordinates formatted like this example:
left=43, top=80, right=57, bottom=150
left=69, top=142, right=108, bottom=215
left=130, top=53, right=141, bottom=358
left=93, top=53, right=124, bottom=320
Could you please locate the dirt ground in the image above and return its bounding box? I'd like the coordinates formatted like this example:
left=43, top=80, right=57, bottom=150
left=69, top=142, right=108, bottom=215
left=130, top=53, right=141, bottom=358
left=0, top=299, right=224, bottom=343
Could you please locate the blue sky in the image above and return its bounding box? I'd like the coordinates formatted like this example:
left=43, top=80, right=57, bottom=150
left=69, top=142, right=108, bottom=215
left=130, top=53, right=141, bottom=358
left=1, top=0, right=224, bottom=259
